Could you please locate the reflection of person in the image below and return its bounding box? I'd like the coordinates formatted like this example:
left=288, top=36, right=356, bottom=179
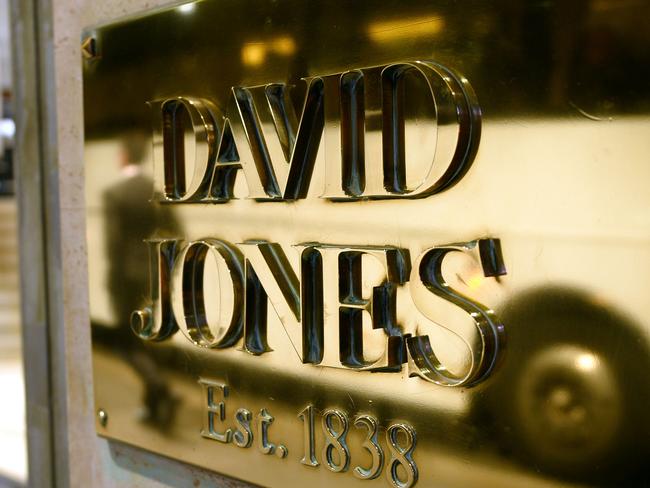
left=102, top=130, right=181, bottom=429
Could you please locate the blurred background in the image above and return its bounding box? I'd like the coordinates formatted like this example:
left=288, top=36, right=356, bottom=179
left=0, top=0, right=26, bottom=486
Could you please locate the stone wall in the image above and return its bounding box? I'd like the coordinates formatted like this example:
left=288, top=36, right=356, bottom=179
left=48, top=0, right=252, bottom=485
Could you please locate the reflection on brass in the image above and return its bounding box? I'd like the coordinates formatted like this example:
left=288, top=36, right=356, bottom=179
left=84, top=0, right=650, bottom=486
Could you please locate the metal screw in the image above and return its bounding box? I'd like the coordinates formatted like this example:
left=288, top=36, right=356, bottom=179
left=97, top=408, right=108, bottom=427
left=81, top=36, right=98, bottom=60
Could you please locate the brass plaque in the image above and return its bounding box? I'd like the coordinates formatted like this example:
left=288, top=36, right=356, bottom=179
left=83, top=1, right=650, bottom=486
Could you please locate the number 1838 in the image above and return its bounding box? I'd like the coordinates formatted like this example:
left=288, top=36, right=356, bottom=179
left=299, top=405, right=418, bottom=488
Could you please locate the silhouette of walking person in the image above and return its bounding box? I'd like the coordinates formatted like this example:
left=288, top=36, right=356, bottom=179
left=102, top=130, right=181, bottom=430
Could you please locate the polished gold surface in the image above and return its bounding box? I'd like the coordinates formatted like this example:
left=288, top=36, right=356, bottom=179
left=83, top=0, right=650, bottom=486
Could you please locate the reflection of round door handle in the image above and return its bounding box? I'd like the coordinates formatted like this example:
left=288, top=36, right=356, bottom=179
left=513, top=345, right=622, bottom=473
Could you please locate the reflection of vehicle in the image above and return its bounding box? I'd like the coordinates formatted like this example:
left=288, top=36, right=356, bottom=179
left=427, top=117, right=650, bottom=483
left=85, top=117, right=650, bottom=485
